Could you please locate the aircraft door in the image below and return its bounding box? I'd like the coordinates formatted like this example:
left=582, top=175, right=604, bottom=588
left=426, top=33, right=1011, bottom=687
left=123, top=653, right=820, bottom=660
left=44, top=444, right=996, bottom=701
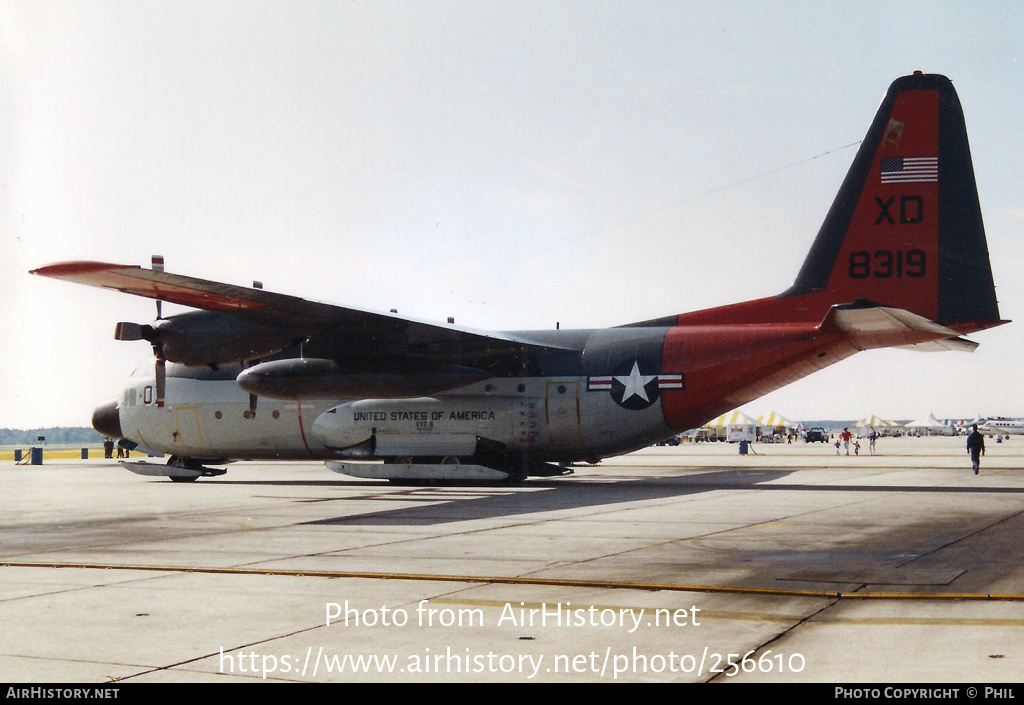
left=546, top=382, right=582, bottom=447
left=173, top=407, right=206, bottom=450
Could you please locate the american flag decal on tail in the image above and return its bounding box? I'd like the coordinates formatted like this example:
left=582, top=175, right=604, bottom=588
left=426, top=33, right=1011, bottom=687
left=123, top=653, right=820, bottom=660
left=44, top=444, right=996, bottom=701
left=880, top=156, right=938, bottom=184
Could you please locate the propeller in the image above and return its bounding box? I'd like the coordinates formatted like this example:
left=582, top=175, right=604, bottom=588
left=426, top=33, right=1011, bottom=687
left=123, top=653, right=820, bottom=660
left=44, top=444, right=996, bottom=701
left=245, top=279, right=261, bottom=418
left=151, top=256, right=165, bottom=406
left=153, top=343, right=167, bottom=408
left=113, top=320, right=167, bottom=407
left=243, top=360, right=259, bottom=419
left=113, top=256, right=167, bottom=406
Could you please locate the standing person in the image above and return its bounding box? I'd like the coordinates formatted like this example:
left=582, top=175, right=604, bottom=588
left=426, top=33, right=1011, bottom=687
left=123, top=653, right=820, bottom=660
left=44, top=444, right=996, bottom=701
left=966, top=424, right=986, bottom=475
left=841, top=427, right=852, bottom=455
left=868, top=428, right=878, bottom=455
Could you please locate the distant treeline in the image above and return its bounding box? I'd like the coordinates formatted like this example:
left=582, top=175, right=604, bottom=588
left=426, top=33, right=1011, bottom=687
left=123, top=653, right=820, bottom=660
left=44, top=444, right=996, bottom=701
left=804, top=420, right=911, bottom=430
left=0, top=427, right=105, bottom=445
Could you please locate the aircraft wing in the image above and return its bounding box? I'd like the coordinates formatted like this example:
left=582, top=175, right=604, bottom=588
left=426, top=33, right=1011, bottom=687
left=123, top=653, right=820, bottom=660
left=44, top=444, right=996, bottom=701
left=30, top=261, right=578, bottom=362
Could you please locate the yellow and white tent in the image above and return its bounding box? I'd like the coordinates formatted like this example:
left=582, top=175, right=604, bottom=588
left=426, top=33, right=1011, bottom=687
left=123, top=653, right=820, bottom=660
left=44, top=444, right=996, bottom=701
left=854, top=415, right=900, bottom=433
left=705, top=410, right=759, bottom=428
left=703, top=410, right=758, bottom=441
left=758, top=411, right=795, bottom=428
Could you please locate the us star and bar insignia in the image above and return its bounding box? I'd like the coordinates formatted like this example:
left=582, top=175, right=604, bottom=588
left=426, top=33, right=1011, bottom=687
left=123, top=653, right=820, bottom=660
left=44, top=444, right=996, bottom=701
left=588, top=359, right=684, bottom=410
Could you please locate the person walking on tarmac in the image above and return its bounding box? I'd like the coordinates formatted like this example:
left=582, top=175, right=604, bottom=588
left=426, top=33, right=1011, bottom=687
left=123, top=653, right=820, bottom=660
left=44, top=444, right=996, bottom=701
left=966, top=424, right=986, bottom=475
left=840, top=427, right=853, bottom=456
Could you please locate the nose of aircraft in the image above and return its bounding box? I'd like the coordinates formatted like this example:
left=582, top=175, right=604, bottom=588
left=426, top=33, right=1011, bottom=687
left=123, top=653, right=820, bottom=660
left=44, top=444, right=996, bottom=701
left=92, top=399, right=123, bottom=439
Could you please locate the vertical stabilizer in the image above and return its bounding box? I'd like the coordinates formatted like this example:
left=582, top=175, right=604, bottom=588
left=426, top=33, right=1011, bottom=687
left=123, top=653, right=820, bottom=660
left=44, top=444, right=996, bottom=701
left=779, top=73, right=1000, bottom=328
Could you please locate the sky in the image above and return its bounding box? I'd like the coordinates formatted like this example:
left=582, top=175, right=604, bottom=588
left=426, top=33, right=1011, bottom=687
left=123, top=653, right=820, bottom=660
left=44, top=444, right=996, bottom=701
left=2, top=0, right=1022, bottom=429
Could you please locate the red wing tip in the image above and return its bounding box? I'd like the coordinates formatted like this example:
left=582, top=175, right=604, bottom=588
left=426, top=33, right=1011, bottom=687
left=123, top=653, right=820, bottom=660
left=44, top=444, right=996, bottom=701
left=30, top=261, right=139, bottom=278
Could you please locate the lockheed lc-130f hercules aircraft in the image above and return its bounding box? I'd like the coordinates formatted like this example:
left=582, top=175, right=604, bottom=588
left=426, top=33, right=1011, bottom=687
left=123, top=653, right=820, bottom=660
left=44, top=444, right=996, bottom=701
left=33, top=73, right=1007, bottom=483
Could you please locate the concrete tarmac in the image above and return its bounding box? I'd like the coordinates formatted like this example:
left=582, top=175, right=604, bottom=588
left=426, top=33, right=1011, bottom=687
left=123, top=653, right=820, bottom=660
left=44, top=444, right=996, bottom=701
left=2, top=435, right=1023, bottom=683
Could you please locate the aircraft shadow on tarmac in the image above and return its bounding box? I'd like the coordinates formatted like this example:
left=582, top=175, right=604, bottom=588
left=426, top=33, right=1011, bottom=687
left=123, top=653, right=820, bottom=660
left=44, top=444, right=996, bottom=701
left=245, top=469, right=1024, bottom=527
left=300, top=469, right=789, bottom=526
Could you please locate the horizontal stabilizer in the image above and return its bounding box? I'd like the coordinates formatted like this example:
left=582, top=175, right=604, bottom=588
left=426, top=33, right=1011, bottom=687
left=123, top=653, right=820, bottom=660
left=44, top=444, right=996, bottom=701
left=825, top=303, right=972, bottom=351
left=895, top=336, right=979, bottom=353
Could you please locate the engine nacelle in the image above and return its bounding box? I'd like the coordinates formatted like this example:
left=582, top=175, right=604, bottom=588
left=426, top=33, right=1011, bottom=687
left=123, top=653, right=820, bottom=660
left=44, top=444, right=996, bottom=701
left=117, top=311, right=307, bottom=366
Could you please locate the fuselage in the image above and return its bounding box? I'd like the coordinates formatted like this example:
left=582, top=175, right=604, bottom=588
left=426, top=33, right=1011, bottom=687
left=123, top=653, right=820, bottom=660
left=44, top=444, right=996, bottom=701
left=980, top=421, right=1024, bottom=435
left=102, top=320, right=853, bottom=466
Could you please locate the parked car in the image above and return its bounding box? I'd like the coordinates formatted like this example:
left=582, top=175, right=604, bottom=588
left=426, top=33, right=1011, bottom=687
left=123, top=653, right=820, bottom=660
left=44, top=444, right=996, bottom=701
left=804, top=427, right=829, bottom=443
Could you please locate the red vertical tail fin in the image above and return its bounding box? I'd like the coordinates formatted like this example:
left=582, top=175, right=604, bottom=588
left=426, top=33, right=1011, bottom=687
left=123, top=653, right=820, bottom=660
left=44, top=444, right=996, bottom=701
left=779, top=72, right=1001, bottom=331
